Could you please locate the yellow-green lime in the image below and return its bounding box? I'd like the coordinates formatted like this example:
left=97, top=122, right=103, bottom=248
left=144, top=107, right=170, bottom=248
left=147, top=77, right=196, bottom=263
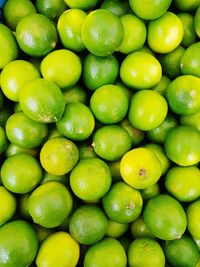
left=106, top=220, right=129, bottom=238
left=194, top=6, right=200, bottom=37
left=36, top=0, right=66, bottom=21
left=178, top=13, right=197, bottom=47
left=175, top=0, right=200, bottom=11
left=151, top=75, right=171, bottom=96
left=0, top=126, right=8, bottom=153
left=100, top=0, right=130, bottom=17
left=140, top=183, right=160, bottom=201
left=130, top=217, right=155, bottom=238
left=0, top=186, right=16, bottom=226
left=63, top=85, right=87, bottom=104
left=187, top=199, right=200, bottom=239
left=64, top=0, right=98, bottom=10
left=180, top=111, right=200, bottom=131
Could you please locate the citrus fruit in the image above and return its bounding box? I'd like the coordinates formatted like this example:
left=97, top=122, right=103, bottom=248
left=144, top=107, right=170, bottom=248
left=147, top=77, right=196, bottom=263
left=3, top=0, right=37, bottom=30
left=70, top=158, right=112, bottom=201
left=90, top=84, right=129, bottom=124
left=100, top=0, right=130, bottom=16
left=166, top=75, right=200, bottom=115
left=140, top=183, right=160, bottom=201
left=36, top=0, right=66, bottom=21
left=1, top=153, right=42, bottom=194
left=34, top=225, right=53, bottom=243
left=41, top=49, right=82, bottom=89
left=64, top=0, right=98, bottom=10
left=0, top=24, right=18, bottom=69
left=18, top=193, right=31, bottom=220
left=92, top=125, right=131, bottom=161
left=57, top=9, right=87, bottom=52
left=144, top=194, right=187, bottom=240
left=102, top=181, right=143, bottom=223
left=148, top=12, right=184, bottom=53
left=56, top=102, right=95, bottom=141
left=63, top=85, right=87, bottom=104
left=178, top=13, right=197, bottom=47
left=194, top=6, right=200, bottom=37
left=1, top=60, right=40, bottom=102
left=40, top=137, right=79, bottom=175
left=78, top=141, right=97, bottom=160
left=0, top=186, right=16, bottom=226
left=120, top=147, right=162, bottom=189
left=128, top=90, right=168, bottom=131
left=175, top=0, right=200, bottom=11
left=180, top=111, right=200, bottom=131
left=0, top=126, right=8, bottom=153
left=129, top=0, right=172, bottom=20
left=151, top=75, right=171, bottom=96
left=164, top=235, right=199, bottom=267
left=106, top=220, right=129, bottom=238
left=120, top=51, right=162, bottom=89
left=83, top=53, right=119, bottom=91
left=28, top=181, right=73, bottom=228
left=164, top=125, right=200, bottom=166
left=165, top=166, right=200, bottom=202
left=36, top=232, right=80, bottom=267
left=130, top=217, right=155, bottom=238
left=16, top=13, right=58, bottom=56
left=118, top=14, right=146, bottom=54
left=0, top=220, right=38, bottom=267
left=128, top=238, right=165, bottom=267
left=19, top=78, right=65, bottom=123
left=69, top=205, right=108, bottom=245
left=5, top=143, right=38, bottom=158
left=180, top=42, right=200, bottom=77
left=84, top=237, right=127, bottom=267
left=187, top=199, right=200, bottom=239
left=41, top=172, right=68, bottom=185
left=81, top=9, right=124, bottom=56
left=6, top=111, right=48, bottom=149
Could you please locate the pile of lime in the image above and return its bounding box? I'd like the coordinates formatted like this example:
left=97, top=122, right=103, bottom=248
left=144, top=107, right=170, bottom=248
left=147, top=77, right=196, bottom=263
left=0, top=0, right=200, bottom=266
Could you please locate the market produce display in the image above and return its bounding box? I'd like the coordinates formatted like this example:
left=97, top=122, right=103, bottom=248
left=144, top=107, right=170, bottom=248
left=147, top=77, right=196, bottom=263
left=0, top=0, right=200, bottom=266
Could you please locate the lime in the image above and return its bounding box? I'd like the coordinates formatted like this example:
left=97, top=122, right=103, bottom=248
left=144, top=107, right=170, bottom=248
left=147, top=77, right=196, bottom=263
left=16, top=13, right=58, bottom=57
left=120, top=51, right=162, bottom=89
left=19, top=78, right=65, bottom=123
left=0, top=186, right=16, bottom=226
left=194, top=6, right=200, bottom=37
left=187, top=199, right=200, bottom=239
left=70, top=158, right=112, bottom=201
left=164, top=235, right=199, bottom=267
left=92, top=125, right=131, bottom=161
left=120, top=147, right=162, bottom=189
left=90, top=84, right=129, bottom=124
left=28, top=181, right=73, bottom=228
left=180, top=111, right=200, bottom=131
left=34, top=225, right=53, bottom=243
left=64, top=0, right=98, bottom=10
left=178, top=13, right=197, bottom=47
left=0, top=220, right=38, bottom=267
left=63, top=85, right=87, bottom=104
left=100, top=0, right=130, bottom=16
left=18, top=193, right=31, bottom=220
left=57, top=9, right=87, bottom=52
left=164, top=125, right=200, bottom=166
left=102, top=181, right=143, bottom=223
left=128, top=90, right=168, bottom=131
left=41, top=49, right=82, bottom=89
left=148, top=12, right=184, bottom=53
left=84, top=237, right=127, bottom=267
left=0, top=126, right=8, bottom=153
left=40, top=137, right=79, bottom=175
left=81, top=9, right=124, bottom=56
left=1, top=153, right=42, bottom=194
left=6, top=111, right=48, bottom=149
left=0, top=24, right=18, bottom=69
left=41, top=172, right=68, bottom=185
left=36, top=0, right=66, bottom=21
left=5, top=143, right=38, bottom=158
left=118, top=14, right=146, bottom=54
left=144, top=194, right=187, bottom=240
left=140, top=183, right=160, bottom=201
left=69, top=205, right=108, bottom=245
left=151, top=75, right=171, bottom=96
left=106, top=220, right=128, bottom=238
left=130, top=217, right=155, bottom=238
left=56, top=102, right=95, bottom=141
left=78, top=141, right=97, bottom=160
left=166, top=75, right=200, bottom=115
left=175, top=0, right=200, bottom=11
left=165, top=166, right=200, bottom=202
left=128, top=238, right=165, bottom=267
left=36, top=232, right=80, bottom=267
left=83, top=53, right=119, bottom=91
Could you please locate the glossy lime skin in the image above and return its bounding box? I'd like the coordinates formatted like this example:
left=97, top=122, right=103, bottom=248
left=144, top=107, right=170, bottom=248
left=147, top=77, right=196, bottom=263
left=57, top=9, right=87, bottom=52
left=120, top=51, right=162, bottom=89
left=180, top=42, right=200, bottom=77
left=6, top=111, right=48, bottom=149
left=83, top=53, right=119, bottom=91
left=100, top=0, right=130, bottom=17
left=178, top=13, right=197, bottom=47
left=151, top=75, right=171, bottom=96
left=148, top=12, right=184, bottom=53
left=64, top=0, right=98, bottom=10
left=63, top=85, right=87, bottom=105
left=194, top=6, right=200, bottom=37
left=81, top=9, right=124, bottom=56
left=128, top=90, right=168, bottom=131
left=36, top=0, right=66, bottom=21
left=180, top=111, right=200, bottom=132
left=187, top=199, right=200, bottom=239
left=0, top=186, right=16, bottom=227
left=175, top=0, right=200, bottom=11
left=0, top=24, right=18, bottom=69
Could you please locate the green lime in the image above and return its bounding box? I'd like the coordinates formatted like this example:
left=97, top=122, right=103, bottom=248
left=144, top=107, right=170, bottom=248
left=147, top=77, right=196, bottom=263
left=18, top=193, right=31, bottom=220
left=41, top=172, right=68, bottom=185
left=194, top=6, right=200, bottom=37
left=40, top=137, right=79, bottom=175
left=102, top=181, right=143, bottom=223
left=0, top=220, right=38, bottom=267
left=1, top=153, right=42, bottom=194
left=34, top=225, right=53, bottom=243
left=92, top=125, right=131, bottom=161
left=144, top=194, right=187, bottom=240
left=0, top=186, right=16, bottom=226
left=106, top=220, right=128, bottom=238
left=100, top=0, right=130, bottom=16
left=69, top=205, right=108, bottom=245
left=16, top=13, right=58, bottom=57
left=78, top=141, right=97, bottom=160
left=70, top=158, right=112, bottom=201
left=5, top=143, right=38, bottom=158
left=151, top=75, right=171, bottom=96
left=41, top=49, right=82, bottom=89
left=186, top=199, right=200, bottom=239
left=175, top=0, right=200, bottom=11
left=178, top=13, right=197, bottom=47
left=19, top=78, right=65, bottom=123
left=63, top=85, right=87, bottom=104
left=180, top=111, right=200, bottom=131
left=84, top=237, right=127, bottom=267
left=81, top=9, right=124, bottom=56
left=0, top=126, right=8, bottom=153
left=165, top=166, right=200, bottom=202
left=28, top=181, right=73, bottom=228
left=83, top=53, right=119, bottom=91
left=64, top=0, right=98, bottom=10
left=128, top=238, right=165, bottom=267
left=56, top=102, right=95, bottom=141
left=164, top=125, right=200, bottom=166
left=140, top=183, right=160, bottom=201
left=130, top=217, right=155, bottom=238
left=36, top=0, right=66, bottom=21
